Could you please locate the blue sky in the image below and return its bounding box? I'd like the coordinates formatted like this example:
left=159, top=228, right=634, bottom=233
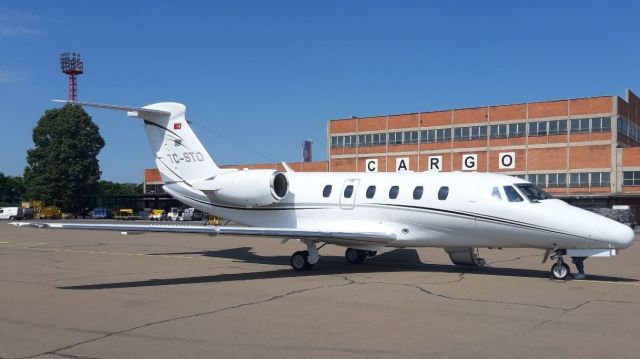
left=1, top=1, right=639, bottom=182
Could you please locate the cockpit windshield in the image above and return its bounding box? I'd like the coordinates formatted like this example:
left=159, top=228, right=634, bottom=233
left=515, top=184, right=554, bottom=202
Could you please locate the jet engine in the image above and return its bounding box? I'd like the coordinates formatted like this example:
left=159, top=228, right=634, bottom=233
left=207, top=169, right=289, bottom=207
left=444, top=248, right=486, bottom=267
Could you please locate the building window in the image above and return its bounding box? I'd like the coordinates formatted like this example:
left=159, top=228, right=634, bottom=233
left=490, top=124, right=508, bottom=139
left=569, top=173, right=589, bottom=187
left=413, top=186, right=423, bottom=200
left=470, top=125, right=487, bottom=140
left=590, top=172, right=610, bottom=187
left=623, top=171, right=640, bottom=186
left=527, top=174, right=547, bottom=187
left=436, top=128, right=451, bottom=142
left=548, top=120, right=567, bottom=136
left=438, top=186, right=449, bottom=200
left=388, top=132, right=403, bottom=145
left=528, top=121, right=547, bottom=136
left=570, top=118, right=590, bottom=134
left=592, top=117, right=611, bottom=132
left=331, top=136, right=339, bottom=148
left=366, top=185, right=376, bottom=199
left=508, top=123, right=526, bottom=138
left=323, top=185, right=332, bottom=198
left=389, top=186, right=399, bottom=199
left=454, top=127, right=471, bottom=141
left=421, top=129, right=436, bottom=143
left=404, top=131, right=419, bottom=144
left=547, top=173, right=567, bottom=188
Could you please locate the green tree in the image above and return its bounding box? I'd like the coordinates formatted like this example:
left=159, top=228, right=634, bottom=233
left=0, top=173, right=25, bottom=206
left=24, top=104, right=105, bottom=213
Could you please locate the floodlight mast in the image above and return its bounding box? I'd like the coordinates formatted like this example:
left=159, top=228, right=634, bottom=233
left=60, top=52, right=83, bottom=102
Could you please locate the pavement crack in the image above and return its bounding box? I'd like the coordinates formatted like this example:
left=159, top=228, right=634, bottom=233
left=349, top=275, right=567, bottom=311
left=7, top=276, right=355, bottom=359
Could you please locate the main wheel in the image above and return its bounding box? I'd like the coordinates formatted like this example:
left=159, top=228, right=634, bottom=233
left=551, top=262, right=570, bottom=280
left=291, top=251, right=313, bottom=271
left=8, top=216, right=15, bottom=220
left=345, top=248, right=367, bottom=264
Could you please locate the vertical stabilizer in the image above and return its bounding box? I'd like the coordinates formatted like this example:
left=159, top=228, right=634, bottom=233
left=138, top=102, right=219, bottom=184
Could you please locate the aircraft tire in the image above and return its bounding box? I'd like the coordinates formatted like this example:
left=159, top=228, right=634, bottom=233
left=291, top=251, right=313, bottom=271
left=345, top=248, right=367, bottom=264
left=550, top=262, right=570, bottom=280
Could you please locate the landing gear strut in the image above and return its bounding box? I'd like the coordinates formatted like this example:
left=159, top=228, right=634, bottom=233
left=544, top=249, right=571, bottom=280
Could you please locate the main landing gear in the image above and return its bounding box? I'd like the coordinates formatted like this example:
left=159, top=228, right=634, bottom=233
left=345, top=248, right=376, bottom=264
left=289, top=243, right=376, bottom=271
left=543, top=249, right=571, bottom=280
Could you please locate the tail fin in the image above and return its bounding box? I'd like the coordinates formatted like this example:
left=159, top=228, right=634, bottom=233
left=54, top=100, right=220, bottom=184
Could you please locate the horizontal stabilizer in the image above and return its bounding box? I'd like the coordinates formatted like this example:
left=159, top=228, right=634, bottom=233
left=52, top=100, right=171, bottom=119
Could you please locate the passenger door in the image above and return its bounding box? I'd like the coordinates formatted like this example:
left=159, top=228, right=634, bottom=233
left=339, top=178, right=360, bottom=210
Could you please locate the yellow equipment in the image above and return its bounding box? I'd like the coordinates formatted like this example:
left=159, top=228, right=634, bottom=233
left=115, top=208, right=135, bottom=221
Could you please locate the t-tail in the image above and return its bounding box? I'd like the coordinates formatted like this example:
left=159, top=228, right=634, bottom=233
left=53, top=100, right=220, bottom=185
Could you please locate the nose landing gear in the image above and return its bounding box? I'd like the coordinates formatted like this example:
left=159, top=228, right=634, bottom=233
left=544, top=249, right=571, bottom=280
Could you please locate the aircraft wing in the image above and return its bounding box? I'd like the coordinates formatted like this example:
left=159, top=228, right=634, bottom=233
left=10, top=222, right=396, bottom=248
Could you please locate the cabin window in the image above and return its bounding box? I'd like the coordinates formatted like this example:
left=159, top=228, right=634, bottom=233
left=366, top=185, right=376, bottom=199
left=413, top=186, right=423, bottom=200
left=344, top=185, right=354, bottom=198
left=323, top=185, right=332, bottom=198
left=389, top=186, right=399, bottom=199
left=491, top=187, right=502, bottom=200
left=503, top=186, right=523, bottom=202
left=438, top=186, right=449, bottom=200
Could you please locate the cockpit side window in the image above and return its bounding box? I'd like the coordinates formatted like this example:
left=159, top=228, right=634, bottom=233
left=515, top=184, right=553, bottom=202
left=503, top=186, right=523, bottom=202
left=491, top=187, right=502, bottom=200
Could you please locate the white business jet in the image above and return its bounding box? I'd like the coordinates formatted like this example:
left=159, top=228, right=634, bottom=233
left=12, top=101, right=635, bottom=280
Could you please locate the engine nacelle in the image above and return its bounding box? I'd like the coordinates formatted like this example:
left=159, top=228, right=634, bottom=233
left=208, top=169, right=289, bottom=207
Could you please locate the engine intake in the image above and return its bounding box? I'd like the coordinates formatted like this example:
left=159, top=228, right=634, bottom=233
left=208, top=169, right=289, bottom=207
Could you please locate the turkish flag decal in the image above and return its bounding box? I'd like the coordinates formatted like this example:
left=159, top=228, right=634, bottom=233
left=173, top=123, right=182, bottom=130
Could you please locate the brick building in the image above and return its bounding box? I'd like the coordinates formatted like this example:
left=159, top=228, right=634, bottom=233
left=328, top=89, right=640, bottom=205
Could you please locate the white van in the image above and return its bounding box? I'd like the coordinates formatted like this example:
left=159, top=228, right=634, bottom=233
left=167, top=207, right=181, bottom=221
left=0, top=207, right=24, bottom=220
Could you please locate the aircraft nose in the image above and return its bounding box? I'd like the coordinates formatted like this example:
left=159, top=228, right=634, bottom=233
left=611, top=223, right=635, bottom=249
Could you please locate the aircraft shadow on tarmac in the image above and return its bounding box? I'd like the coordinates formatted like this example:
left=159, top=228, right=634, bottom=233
left=58, top=248, right=638, bottom=290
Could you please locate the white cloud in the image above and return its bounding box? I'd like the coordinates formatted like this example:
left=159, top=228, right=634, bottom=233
left=0, top=70, right=22, bottom=84
left=0, top=10, right=44, bottom=37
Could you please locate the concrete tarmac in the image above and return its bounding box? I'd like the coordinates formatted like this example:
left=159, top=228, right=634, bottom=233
left=0, top=220, right=639, bottom=359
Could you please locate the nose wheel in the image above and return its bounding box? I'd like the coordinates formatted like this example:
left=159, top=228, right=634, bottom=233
left=544, top=249, right=571, bottom=280
left=550, top=261, right=570, bottom=280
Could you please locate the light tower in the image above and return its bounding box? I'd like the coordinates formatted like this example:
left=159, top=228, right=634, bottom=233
left=60, top=52, right=83, bottom=102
